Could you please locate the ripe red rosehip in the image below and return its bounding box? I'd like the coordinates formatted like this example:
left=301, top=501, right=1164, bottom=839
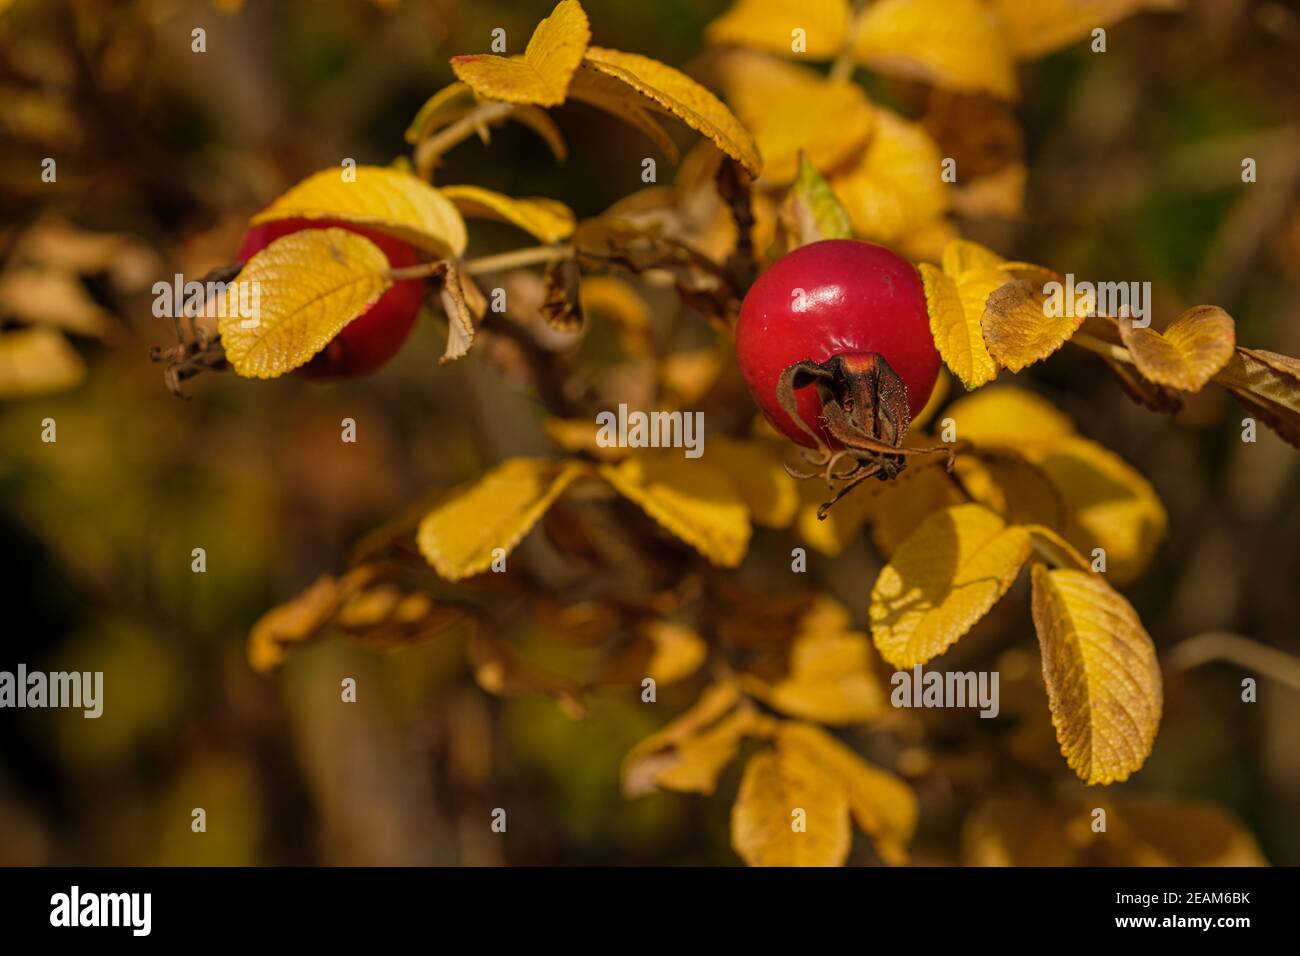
left=735, top=239, right=940, bottom=448
left=236, top=218, right=426, bottom=380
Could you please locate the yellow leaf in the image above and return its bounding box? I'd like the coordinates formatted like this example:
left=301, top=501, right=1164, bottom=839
left=796, top=475, right=874, bottom=556
left=865, top=463, right=966, bottom=557
left=1215, top=346, right=1300, bottom=448
left=251, top=165, right=467, bottom=257
left=982, top=277, right=1084, bottom=372
left=1117, top=304, right=1236, bottom=392
left=403, top=82, right=475, bottom=143
left=919, top=263, right=998, bottom=389
left=715, top=51, right=874, bottom=186
left=0, top=327, right=85, bottom=398
left=579, top=275, right=652, bottom=355
left=640, top=620, right=708, bottom=685
left=623, top=683, right=774, bottom=796
left=706, top=0, right=852, bottom=59
left=752, top=629, right=887, bottom=725
left=853, top=0, right=1018, bottom=99
left=731, top=747, right=851, bottom=866
left=438, top=184, right=575, bottom=243
left=991, top=0, right=1184, bottom=60
left=416, top=458, right=590, bottom=581
left=777, top=722, right=917, bottom=864
left=940, top=237, right=1005, bottom=276
left=1099, top=795, right=1267, bottom=866
left=450, top=0, right=590, bottom=106
left=217, top=229, right=393, bottom=379
left=1029, top=565, right=1162, bottom=784
left=944, top=384, right=1077, bottom=445
left=0, top=267, right=115, bottom=337
left=247, top=567, right=376, bottom=673
left=598, top=450, right=751, bottom=567
left=580, top=46, right=762, bottom=176
left=706, top=436, right=799, bottom=529
left=832, top=108, right=949, bottom=248
left=946, top=382, right=1076, bottom=447
left=1025, top=435, right=1166, bottom=585
left=870, top=504, right=1032, bottom=668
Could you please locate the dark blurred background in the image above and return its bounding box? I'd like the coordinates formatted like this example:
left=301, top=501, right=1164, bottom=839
left=0, top=0, right=1297, bottom=865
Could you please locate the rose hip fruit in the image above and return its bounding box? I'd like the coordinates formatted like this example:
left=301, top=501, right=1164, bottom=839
left=735, top=238, right=940, bottom=449
left=236, top=218, right=426, bottom=380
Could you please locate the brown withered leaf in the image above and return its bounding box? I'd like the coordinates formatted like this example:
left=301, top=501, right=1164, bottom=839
left=1117, top=304, right=1236, bottom=393
left=437, top=260, right=481, bottom=365
left=1214, top=346, right=1300, bottom=448
left=982, top=278, right=1083, bottom=372
left=540, top=256, right=583, bottom=331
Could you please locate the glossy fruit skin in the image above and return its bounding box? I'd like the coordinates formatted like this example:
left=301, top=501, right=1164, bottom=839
left=236, top=218, right=425, bottom=380
left=735, top=239, right=940, bottom=448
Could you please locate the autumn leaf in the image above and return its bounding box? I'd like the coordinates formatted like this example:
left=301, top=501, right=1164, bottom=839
left=1215, top=346, right=1300, bottom=448
left=247, top=568, right=375, bottom=673
left=705, top=0, right=852, bottom=59
left=746, top=626, right=888, bottom=725
left=777, top=722, right=917, bottom=864
left=0, top=326, right=86, bottom=397
left=417, top=458, right=590, bottom=581
left=250, top=165, right=467, bottom=257
left=715, top=51, right=874, bottom=186
left=731, top=744, right=851, bottom=866
left=990, top=0, right=1184, bottom=60
left=438, top=184, right=575, bottom=243
left=1118, top=304, right=1236, bottom=392
left=919, top=263, right=998, bottom=389
left=450, top=0, right=590, bottom=107
left=0, top=267, right=116, bottom=338
left=704, top=436, right=799, bottom=529
left=778, top=152, right=854, bottom=250
left=1029, top=564, right=1162, bottom=784
left=217, top=229, right=393, bottom=379
left=578, top=47, right=762, bottom=176
left=982, top=277, right=1084, bottom=372
left=853, top=0, right=1018, bottom=100
left=831, top=108, right=950, bottom=253
left=598, top=450, right=752, bottom=567
left=623, top=683, right=774, bottom=796
left=944, top=385, right=1077, bottom=444
left=870, top=504, right=1032, bottom=668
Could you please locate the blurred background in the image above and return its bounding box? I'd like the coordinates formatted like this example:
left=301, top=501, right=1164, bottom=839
left=1, top=0, right=1298, bottom=865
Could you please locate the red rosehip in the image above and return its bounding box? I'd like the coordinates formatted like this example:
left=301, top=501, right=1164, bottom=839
left=735, top=239, right=940, bottom=449
left=236, top=218, right=426, bottom=380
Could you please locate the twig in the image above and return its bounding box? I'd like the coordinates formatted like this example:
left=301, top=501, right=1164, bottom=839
left=1167, top=631, right=1300, bottom=693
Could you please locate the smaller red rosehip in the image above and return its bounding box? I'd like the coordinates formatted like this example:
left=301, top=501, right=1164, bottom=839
left=236, top=218, right=426, bottom=380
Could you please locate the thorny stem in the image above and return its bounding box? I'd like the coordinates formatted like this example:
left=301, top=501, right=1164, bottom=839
left=414, top=101, right=515, bottom=180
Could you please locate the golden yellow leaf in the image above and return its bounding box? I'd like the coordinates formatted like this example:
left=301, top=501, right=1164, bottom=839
left=403, top=82, right=475, bottom=143
left=832, top=109, right=949, bottom=248
left=919, top=263, right=998, bottom=389
left=623, top=683, right=774, bottom=796
left=640, top=620, right=708, bottom=685
left=217, top=229, right=393, bottom=379
left=416, top=458, right=590, bottom=581
left=870, top=504, right=1032, bottom=668
left=865, top=463, right=966, bottom=557
left=579, top=275, right=652, bottom=355
left=1025, top=435, right=1166, bottom=586
left=731, top=746, right=851, bottom=866
left=438, top=184, right=575, bottom=243
left=982, top=277, right=1084, bottom=372
left=543, top=416, right=625, bottom=460
left=247, top=568, right=376, bottom=673
left=715, top=51, right=873, bottom=186
left=1099, top=795, right=1267, bottom=866
left=778, top=722, right=917, bottom=864
left=598, top=450, right=751, bottom=566
left=944, top=384, right=1077, bottom=445
left=250, top=165, right=467, bottom=257
left=1117, top=304, right=1236, bottom=392
left=940, top=237, right=1005, bottom=276
left=961, top=795, right=1077, bottom=866
left=706, top=436, right=799, bottom=529
left=751, top=629, right=887, bottom=725
left=991, top=0, right=1183, bottom=60
left=853, top=0, right=1018, bottom=99
left=450, top=0, right=590, bottom=106
left=1215, top=346, right=1300, bottom=448
left=705, top=0, right=852, bottom=59
left=1029, top=564, right=1162, bottom=784
left=0, top=327, right=85, bottom=398
left=567, top=66, right=681, bottom=163
left=580, top=46, right=762, bottom=176
left=796, top=474, right=874, bottom=556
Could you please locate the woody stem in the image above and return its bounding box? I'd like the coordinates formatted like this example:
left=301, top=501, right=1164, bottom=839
left=413, top=101, right=515, bottom=180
